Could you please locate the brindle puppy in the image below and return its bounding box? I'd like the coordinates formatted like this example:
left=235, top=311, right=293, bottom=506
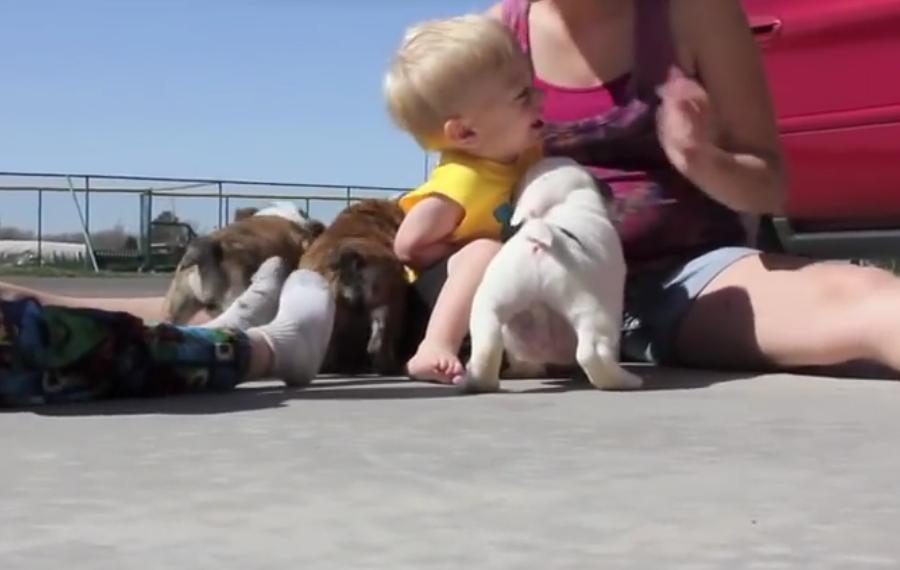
left=299, top=199, right=408, bottom=374
left=163, top=214, right=325, bottom=324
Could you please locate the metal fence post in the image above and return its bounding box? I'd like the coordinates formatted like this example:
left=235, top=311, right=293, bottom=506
left=224, top=196, right=231, bottom=225
left=141, top=190, right=153, bottom=272
left=84, top=176, right=91, bottom=234
left=345, top=186, right=351, bottom=207
left=65, top=175, right=99, bottom=272
left=37, top=189, right=43, bottom=266
left=217, top=182, right=224, bottom=229
left=84, top=176, right=91, bottom=269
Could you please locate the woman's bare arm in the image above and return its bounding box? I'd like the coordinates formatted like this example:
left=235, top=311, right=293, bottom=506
left=0, top=281, right=70, bottom=306
left=0, top=280, right=184, bottom=322
left=665, top=0, right=786, bottom=214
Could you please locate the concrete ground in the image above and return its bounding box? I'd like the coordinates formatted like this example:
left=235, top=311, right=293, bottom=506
left=2, top=277, right=899, bottom=569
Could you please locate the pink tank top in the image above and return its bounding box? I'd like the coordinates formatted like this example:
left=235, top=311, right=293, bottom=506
left=501, top=0, right=746, bottom=268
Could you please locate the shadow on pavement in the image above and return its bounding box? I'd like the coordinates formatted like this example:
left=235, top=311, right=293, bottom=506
left=19, top=377, right=458, bottom=417
left=516, top=365, right=754, bottom=394
left=521, top=363, right=896, bottom=395
left=12, top=364, right=894, bottom=417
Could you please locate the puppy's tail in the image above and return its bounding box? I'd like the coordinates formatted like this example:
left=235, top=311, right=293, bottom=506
left=521, top=219, right=555, bottom=249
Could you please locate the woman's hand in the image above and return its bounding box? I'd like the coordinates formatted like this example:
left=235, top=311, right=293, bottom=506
left=653, top=0, right=786, bottom=214
left=655, top=65, right=784, bottom=214
left=656, top=67, right=717, bottom=178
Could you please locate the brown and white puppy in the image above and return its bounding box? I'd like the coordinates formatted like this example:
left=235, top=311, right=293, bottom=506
left=163, top=209, right=325, bottom=324
left=299, top=199, right=408, bottom=374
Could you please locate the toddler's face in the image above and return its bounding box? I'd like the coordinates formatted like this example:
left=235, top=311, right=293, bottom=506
left=463, top=57, right=545, bottom=163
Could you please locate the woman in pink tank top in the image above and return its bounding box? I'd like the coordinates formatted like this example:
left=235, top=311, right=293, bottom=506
left=503, top=0, right=747, bottom=268
left=476, top=0, right=900, bottom=377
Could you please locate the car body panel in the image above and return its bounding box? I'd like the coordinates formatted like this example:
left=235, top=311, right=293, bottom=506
left=740, top=0, right=900, bottom=223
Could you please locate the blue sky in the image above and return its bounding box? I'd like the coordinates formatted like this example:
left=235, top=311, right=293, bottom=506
left=0, top=0, right=490, bottom=234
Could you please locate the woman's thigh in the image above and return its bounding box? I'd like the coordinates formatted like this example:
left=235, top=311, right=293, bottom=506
left=675, top=253, right=899, bottom=371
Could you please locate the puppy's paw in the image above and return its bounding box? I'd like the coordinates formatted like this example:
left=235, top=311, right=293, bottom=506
left=582, top=361, right=643, bottom=391
left=613, top=368, right=643, bottom=391
left=459, top=372, right=501, bottom=394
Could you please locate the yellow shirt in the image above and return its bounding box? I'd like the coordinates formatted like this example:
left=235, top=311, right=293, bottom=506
left=398, top=148, right=541, bottom=243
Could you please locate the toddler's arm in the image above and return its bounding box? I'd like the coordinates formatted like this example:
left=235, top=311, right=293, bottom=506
left=394, top=195, right=464, bottom=269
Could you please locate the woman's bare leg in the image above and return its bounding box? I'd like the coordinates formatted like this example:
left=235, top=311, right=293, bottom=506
left=0, top=280, right=202, bottom=323
left=676, top=253, right=900, bottom=375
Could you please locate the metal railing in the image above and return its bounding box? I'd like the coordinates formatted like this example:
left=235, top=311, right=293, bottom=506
left=0, top=171, right=408, bottom=271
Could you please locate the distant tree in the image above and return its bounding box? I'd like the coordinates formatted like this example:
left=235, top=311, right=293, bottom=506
left=0, top=226, right=35, bottom=240
left=149, top=210, right=193, bottom=244
left=44, top=231, right=83, bottom=244
left=91, top=224, right=135, bottom=250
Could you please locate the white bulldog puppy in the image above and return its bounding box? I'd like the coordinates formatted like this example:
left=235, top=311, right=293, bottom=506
left=463, top=157, right=642, bottom=393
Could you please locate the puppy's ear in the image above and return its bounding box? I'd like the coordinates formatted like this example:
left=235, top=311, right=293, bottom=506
left=179, top=237, right=223, bottom=269
left=306, top=220, right=326, bottom=240
left=510, top=208, right=534, bottom=227
left=522, top=219, right=554, bottom=248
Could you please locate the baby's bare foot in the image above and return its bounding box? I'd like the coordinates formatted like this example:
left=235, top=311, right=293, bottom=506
left=406, top=342, right=464, bottom=385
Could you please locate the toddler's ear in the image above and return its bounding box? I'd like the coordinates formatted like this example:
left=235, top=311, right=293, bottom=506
left=443, top=118, right=477, bottom=146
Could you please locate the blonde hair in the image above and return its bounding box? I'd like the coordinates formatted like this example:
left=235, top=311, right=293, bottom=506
left=384, top=14, right=525, bottom=148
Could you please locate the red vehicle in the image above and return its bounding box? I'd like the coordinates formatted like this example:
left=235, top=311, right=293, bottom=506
left=741, top=0, right=900, bottom=258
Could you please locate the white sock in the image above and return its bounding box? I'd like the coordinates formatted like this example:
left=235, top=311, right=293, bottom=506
left=203, top=257, right=288, bottom=330
left=249, top=269, right=335, bottom=387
